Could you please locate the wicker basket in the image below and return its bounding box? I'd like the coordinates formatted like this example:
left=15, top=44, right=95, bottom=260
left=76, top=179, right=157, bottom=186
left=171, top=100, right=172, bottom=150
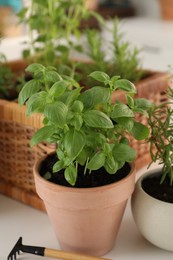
left=0, top=60, right=170, bottom=211
left=0, top=60, right=56, bottom=211
left=0, top=100, right=56, bottom=211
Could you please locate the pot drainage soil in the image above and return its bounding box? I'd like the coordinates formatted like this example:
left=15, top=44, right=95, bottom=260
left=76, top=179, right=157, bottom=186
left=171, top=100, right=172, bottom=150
left=142, top=174, right=173, bottom=203
left=40, top=153, right=131, bottom=188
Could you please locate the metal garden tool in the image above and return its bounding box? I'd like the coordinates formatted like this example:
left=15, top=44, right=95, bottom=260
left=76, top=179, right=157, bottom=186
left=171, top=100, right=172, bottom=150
left=7, top=237, right=111, bottom=260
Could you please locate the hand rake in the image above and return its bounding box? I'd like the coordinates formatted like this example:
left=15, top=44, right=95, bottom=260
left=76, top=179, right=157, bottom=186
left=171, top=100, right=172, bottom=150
left=7, top=237, right=111, bottom=260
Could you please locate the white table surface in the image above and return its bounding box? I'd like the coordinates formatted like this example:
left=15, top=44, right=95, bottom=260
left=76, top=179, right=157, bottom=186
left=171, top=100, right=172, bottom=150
left=1, top=164, right=173, bottom=260
left=1, top=17, right=173, bottom=259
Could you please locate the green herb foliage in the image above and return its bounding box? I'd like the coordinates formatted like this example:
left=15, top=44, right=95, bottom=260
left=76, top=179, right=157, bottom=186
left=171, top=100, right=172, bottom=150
left=0, top=35, right=27, bottom=100
left=0, top=54, right=14, bottom=99
left=83, top=18, right=143, bottom=83
left=18, top=0, right=92, bottom=74
left=19, top=63, right=153, bottom=186
left=148, top=88, right=173, bottom=185
left=18, top=1, right=143, bottom=84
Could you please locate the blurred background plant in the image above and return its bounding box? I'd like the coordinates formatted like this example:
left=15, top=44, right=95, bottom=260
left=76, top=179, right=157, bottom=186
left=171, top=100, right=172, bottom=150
left=0, top=0, right=23, bottom=37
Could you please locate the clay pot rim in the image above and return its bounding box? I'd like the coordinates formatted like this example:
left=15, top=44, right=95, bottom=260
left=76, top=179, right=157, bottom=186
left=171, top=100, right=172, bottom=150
left=33, top=153, right=135, bottom=193
left=135, top=168, right=173, bottom=206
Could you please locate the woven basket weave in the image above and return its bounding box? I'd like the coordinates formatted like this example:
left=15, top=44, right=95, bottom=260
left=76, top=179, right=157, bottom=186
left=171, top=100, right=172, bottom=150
left=0, top=60, right=170, bottom=211
left=0, top=100, right=56, bottom=211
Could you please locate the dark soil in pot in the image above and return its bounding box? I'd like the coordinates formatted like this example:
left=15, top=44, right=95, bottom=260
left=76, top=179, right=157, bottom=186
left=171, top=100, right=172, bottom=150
left=142, top=174, right=173, bottom=203
left=40, top=153, right=131, bottom=188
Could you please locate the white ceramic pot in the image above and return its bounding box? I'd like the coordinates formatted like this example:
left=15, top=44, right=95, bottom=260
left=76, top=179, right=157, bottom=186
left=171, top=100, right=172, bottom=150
left=131, top=169, right=173, bottom=252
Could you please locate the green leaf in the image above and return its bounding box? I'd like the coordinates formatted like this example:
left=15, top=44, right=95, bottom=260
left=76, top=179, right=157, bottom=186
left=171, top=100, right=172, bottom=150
left=86, top=132, right=106, bottom=147
left=18, top=79, right=41, bottom=105
left=117, top=161, right=125, bottom=170
left=120, top=137, right=130, bottom=145
left=26, top=91, right=47, bottom=115
left=112, top=143, right=136, bottom=162
left=56, top=45, right=69, bottom=53
left=87, top=152, right=105, bottom=170
left=79, top=87, right=110, bottom=109
left=56, top=147, right=64, bottom=160
left=76, top=148, right=88, bottom=166
left=110, top=75, right=121, bottom=85
left=72, top=114, right=83, bottom=131
left=134, top=98, right=154, bottom=110
left=30, top=125, right=55, bottom=147
left=64, top=164, right=77, bottom=186
left=65, top=88, right=81, bottom=106
left=64, top=129, right=85, bottom=159
left=34, top=0, right=48, bottom=7
left=25, top=63, right=45, bottom=74
left=104, top=155, right=118, bottom=174
left=49, top=81, right=67, bottom=97
left=111, top=103, right=134, bottom=118
left=22, top=49, right=30, bottom=59
left=114, top=117, right=134, bottom=131
left=71, top=100, right=84, bottom=113
left=132, top=122, right=150, bottom=140
left=62, top=76, right=80, bottom=89
left=53, top=160, right=64, bottom=173
left=114, top=79, right=137, bottom=94
left=45, top=71, right=62, bottom=82
left=84, top=110, right=113, bottom=128
left=44, top=101, right=68, bottom=128
left=89, top=71, right=110, bottom=83
left=103, top=143, right=112, bottom=154
left=126, top=95, right=134, bottom=108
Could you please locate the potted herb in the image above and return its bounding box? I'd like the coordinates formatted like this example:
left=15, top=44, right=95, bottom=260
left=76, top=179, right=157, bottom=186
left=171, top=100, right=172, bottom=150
left=0, top=0, right=91, bottom=209
left=81, top=18, right=143, bottom=85
left=0, top=0, right=169, bottom=212
left=19, top=63, right=153, bottom=256
left=0, top=52, right=15, bottom=100
left=131, top=88, right=173, bottom=251
left=17, top=0, right=94, bottom=71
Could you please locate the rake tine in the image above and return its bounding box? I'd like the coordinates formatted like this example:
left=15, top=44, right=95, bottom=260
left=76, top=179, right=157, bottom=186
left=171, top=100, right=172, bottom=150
left=7, top=237, right=22, bottom=260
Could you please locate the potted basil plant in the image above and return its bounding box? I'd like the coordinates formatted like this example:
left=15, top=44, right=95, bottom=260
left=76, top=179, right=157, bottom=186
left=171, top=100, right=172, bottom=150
left=131, top=88, right=173, bottom=251
left=18, top=63, right=153, bottom=256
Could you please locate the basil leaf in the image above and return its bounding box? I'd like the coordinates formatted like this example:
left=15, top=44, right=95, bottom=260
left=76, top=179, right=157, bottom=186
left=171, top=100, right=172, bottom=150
left=87, top=152, right=105, bottom=170
left=111, top=103, right=134, bottom=118
left=84, top=110, right=113, bottom=128
left=114, top=79, right=136, bottom=93
left=44, top=101, right=68, bottom=128
left=89, top=71, right=110, bottom=83
left=64, top=129, right=85, bottom=159
left=132, top=122, right=150, bottom=140
left=64, top=164, right=77, bottom=186
left=18, top=79, right=41, bottom=105
left=79, top=87, right=110, bottom=109
left=30, top=125, right=55, bottom=147
left=113, top=143, right=136, bottom=162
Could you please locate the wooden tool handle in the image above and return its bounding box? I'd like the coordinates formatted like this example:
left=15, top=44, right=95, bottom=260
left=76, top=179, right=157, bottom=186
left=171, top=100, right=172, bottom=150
left=45, top=248, right=111, bottom=260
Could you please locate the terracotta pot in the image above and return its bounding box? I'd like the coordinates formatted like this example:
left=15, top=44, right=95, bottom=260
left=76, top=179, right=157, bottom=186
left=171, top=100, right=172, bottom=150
left=131, top=169, right=173, bottom=251
left=159, top=0, right=173, bottom=20
left=33, top=155, right=135, bottom=256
